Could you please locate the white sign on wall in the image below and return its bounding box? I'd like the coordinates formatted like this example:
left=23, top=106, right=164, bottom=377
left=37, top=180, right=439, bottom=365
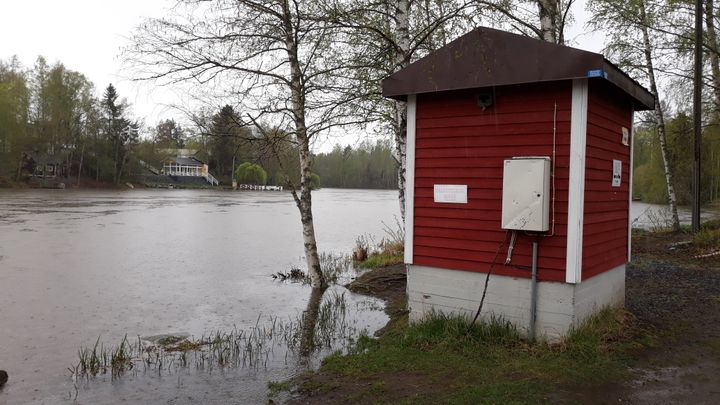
left=612, top=160, right=622, bottom=187
left=621, top=127, right=630, bottom=146
left=434, top=184, right=468, bottom=203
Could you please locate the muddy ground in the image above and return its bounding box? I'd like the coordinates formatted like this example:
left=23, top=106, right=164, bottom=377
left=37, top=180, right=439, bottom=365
left=292, top=234, right=720, bottom=404
left=591, top=232, right=720, bottom=404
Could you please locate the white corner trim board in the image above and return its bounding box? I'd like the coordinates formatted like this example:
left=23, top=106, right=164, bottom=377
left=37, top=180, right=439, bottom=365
left=628, top=109, right=635, bottom=263
left=404, top=94, right=417, bottom=264
left=566, top=79, right=588, bottom=284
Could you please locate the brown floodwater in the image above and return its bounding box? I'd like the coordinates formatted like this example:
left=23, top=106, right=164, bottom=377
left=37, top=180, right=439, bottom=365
left=0, top=188, right=398, bottom=404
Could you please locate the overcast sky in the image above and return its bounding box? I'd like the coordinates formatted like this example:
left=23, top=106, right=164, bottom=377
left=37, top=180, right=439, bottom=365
left=0, top=1, right=175, bottom=123
left=1, top=0, right=604, bottom=147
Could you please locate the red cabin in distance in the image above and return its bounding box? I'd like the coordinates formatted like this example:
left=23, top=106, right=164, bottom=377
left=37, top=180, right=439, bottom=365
left=383, top=27, right=654, bottom=340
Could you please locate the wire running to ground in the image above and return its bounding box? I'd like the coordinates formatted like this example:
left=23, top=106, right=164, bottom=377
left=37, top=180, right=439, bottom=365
left=471, top=230, right=511, bottom=325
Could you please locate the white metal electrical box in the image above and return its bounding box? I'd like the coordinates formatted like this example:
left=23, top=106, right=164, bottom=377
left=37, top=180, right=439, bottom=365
left=501, top=157, right=551, bottom=232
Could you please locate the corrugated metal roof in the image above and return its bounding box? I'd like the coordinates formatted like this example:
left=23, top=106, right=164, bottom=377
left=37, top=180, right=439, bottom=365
left=382, top=27, right=654, bottom=111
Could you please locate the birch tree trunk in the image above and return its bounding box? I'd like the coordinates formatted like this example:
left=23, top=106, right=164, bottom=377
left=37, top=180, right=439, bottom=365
left=537, top=0, right=560, bottom=43
left=95, top=131, right=100, bottom=182
left=394, top=102, right=408, bottom=221
left=393, top=0, right=411, bottom=222
left=639, top=1, right=681, bottom=231
left=77, top=143, right=84, bottom=186
left=299, top=285, right=325, bottom=356
left=117, top=150, right=128, bottom=185
left=113, top=134, right=122, bottom=184
left=281, top=0, right=324, bottom=289
left=706, top=0, right=720, bottom=117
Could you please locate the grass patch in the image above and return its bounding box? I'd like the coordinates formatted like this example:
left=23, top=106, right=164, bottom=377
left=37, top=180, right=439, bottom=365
left=300, top=308, right=645, bottom=403
left=693, top=222, right=720, bottom=248
left=358, top=250, right=404, bottom=268
left=355, top=238, right=404, bottom=269
left=267, top=380, right=292, bottom=396
left=353, top=217, right=405, bottom=269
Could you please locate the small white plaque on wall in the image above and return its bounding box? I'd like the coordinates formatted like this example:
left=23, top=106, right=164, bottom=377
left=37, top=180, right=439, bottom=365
left=621, top=127, right=630, bottom=146
left=434, top=184, right=468, bottom=204
left=612, top=160, right=622, bottom=187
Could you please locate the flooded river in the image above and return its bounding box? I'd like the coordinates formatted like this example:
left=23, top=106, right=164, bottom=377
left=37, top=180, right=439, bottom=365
left=0, top=189, right=399, bottom=404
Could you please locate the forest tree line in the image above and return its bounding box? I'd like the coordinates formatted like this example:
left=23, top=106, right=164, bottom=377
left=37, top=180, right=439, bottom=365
left=0, top=56, right=397, bottom=189
left=0, top=57, right=139, bottom=184
left=634, top=113, right=720, bottom=205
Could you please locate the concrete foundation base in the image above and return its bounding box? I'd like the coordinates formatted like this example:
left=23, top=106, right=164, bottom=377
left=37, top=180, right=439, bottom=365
left=407, top=264, right=626, bottom=341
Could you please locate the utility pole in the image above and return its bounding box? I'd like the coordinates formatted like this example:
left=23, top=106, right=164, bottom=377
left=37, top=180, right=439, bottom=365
left=692, top=0, right=703, bottom=232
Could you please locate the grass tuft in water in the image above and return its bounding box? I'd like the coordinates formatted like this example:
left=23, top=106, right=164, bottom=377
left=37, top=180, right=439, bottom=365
left=271, top=267, right=309, bottom=283
left=267, top=380, right=293, bottom=396
left=70, top=289, right=367, bottom=381
left=75, top=335, right=133, bottom=380
left=271, top=253, right=354, bottom=285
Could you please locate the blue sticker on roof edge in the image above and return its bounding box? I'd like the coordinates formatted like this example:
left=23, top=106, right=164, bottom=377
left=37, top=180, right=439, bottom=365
left=587, top=69, right=608, bottom=79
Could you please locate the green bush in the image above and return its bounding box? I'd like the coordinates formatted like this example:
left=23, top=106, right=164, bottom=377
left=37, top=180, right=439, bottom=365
left=235, top=162, right=267, bottom=185
left=309, top=172, right=320, bottom=189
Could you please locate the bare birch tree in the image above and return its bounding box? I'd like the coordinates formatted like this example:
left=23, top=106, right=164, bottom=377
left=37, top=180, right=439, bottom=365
left=126, top=0, right=363, bottom=288
left=324, top=0, right=476, bottom=220
left=473, top=0, right=575, bottom=44
left=706, top=0, right=720, bottom=117
left=589, top=0, right=681, bottom=230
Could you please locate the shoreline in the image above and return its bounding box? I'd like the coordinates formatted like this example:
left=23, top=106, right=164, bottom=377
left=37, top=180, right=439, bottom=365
left=286, top=230, right=720, bottom=404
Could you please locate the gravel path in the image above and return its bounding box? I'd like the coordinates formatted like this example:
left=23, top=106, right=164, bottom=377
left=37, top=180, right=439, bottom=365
left=614, top=256, right=720, bottom=404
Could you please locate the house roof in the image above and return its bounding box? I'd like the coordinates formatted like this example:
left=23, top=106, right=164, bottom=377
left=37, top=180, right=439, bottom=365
left=23, top=151, right=68, bottom=165
left=164, top=156, right=205, bottom=166
left=382, top=27, right=654, bottom=111
left=159, top=148, right=198, bottom=156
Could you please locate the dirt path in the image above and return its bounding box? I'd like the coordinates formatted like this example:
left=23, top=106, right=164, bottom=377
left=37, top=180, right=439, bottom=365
left=629, top=261, right=720, bottom=399
left=548, top=229, right=720, bottom=404
left=562, top=257, right=720, bottom=404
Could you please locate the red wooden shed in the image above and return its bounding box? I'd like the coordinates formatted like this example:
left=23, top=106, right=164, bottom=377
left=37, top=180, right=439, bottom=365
left=383, top=27, right=654, bottom=340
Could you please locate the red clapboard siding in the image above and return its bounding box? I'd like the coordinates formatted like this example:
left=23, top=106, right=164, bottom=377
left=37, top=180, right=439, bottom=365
left=417, top=111, right=573, bottom=129
left=415, top=145, right=570, bottom=159
left=582, top=80, right=633, bottom=280
left=415, top=226, right=570, bottom=243
left=417, top=123, right=572, bottom=139
left=412, top=82, right=572, bottom=281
